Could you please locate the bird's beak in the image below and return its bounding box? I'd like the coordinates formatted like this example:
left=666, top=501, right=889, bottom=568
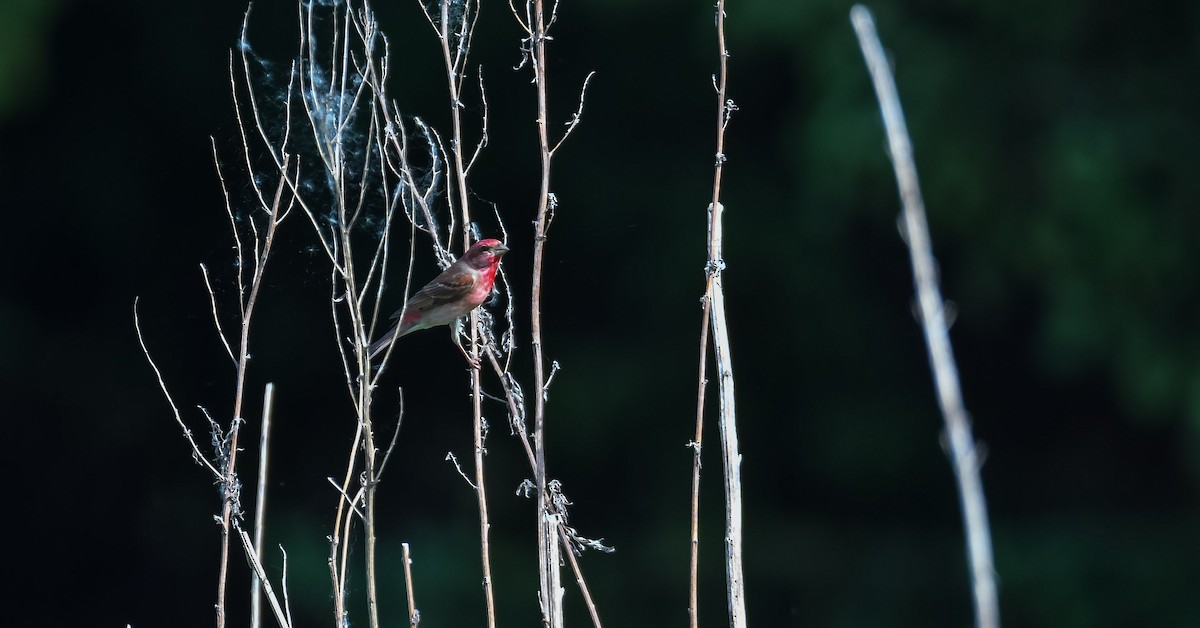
left=494, top=244, right=510, bottom=257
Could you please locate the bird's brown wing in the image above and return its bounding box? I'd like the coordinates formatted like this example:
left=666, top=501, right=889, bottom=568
left=392, top=263, right=477, bottom=318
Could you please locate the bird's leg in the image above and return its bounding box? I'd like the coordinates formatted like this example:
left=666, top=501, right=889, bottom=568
left=450, top=318, right=481, bottom=370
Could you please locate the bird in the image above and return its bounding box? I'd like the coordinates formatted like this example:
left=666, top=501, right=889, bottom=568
left=368, top=239, right=509, bottom=366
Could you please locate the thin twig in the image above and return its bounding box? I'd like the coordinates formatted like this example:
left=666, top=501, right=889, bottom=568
left=468, top=348, right=496, bottom=627
left=134, top=300, right=223, bottom=480
left=235, top=523, right=292, bottom=628
left=850, top=7, right=1000, bottom=628
left=445, top=452, right=480, bottom=490
left=688, top=295, right=710, bottom=628
left=280, top=545, right=295, bottom=628
left=376, top=389, right=406, bottom=478
left=549, top=71, right=596, bottom=156
left=363, top=399, right=382, bottom=628
left=559, top=528, right=603, bottom=628
left=199, top=262, right=235, bottom=364
left=464, top=69, right=490, bottom=175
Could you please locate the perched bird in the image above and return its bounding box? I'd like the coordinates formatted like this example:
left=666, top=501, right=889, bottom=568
left=368, top=239, right=509, bottom=365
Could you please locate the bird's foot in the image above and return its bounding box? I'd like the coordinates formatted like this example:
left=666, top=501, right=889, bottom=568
left=456, top=344, right=482, bottom=370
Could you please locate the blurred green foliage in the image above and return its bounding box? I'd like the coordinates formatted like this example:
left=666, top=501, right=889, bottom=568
left=0, top=0, right=64, bottom=118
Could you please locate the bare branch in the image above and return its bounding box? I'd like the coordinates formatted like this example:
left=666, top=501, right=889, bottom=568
left=375, top=389, right=405, bottom=479
left=445, top=452, right=479, bottom=489
left=134, top=299, right=223, bottom=480
left=464, top=69, right=490, bottom=175
left=200, top=263, right=236, bottom=364
left=235, top=523, right=292, bottom=628
left=550, top=71, right=597, bottom=156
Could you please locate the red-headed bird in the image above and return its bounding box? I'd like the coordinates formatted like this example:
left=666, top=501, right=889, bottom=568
left=368, top=239, right=509, bottom=364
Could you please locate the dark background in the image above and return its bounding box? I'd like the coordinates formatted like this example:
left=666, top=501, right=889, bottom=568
left=2, top=0, right=1197, bottom=626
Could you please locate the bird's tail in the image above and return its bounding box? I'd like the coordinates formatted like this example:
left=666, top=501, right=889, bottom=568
left=367, top=327, right=398, bottom=360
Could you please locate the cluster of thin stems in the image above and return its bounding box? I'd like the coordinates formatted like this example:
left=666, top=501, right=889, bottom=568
left=137, top=2, right=997, bottom=627
left=139, top=1, right=609, bottom=627
left=687, top=6, right=1000, bottom=628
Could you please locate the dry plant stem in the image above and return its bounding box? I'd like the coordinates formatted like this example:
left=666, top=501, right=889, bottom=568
left=468, top=326, right=497, bottom=628
left=215, top=158, right=291, bottom=628
left=427, top=1, right=497, bottom=622
left=402, top=543, right=419, bottom=627
left=134, top=302, right=223, bottom=480
left=525, top=0, right=565, bottom=624
left=330, top=414, right=364, bottom=626
left=849, top=6, right=1000, bottom=628
left=284, top=4, right=409, bottom=626
left=233, top=15, right=372, bottom=621
left=235, top=524, right=292, bottom=628
left=159, top=4, right=420, bottom=628
left=251, top=382, right=276, bottom=628
left=363, top=400, right=381, bottom=628
left=280, top=546, right=295, bottom=627
left=506, top=3, right=602, bottom=623
left=707, top=204, right=746, bottom=628
left=480, top=349, right=605, bottom=628
left=559, top=531, right=603, bottom=628
left=702, top=1, right=748, bottom=625
left=435, top=0, right=479, bottom=232
left=689, top=299, right=711, bottom=628
left=141, top=28, right=294, bottom=625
